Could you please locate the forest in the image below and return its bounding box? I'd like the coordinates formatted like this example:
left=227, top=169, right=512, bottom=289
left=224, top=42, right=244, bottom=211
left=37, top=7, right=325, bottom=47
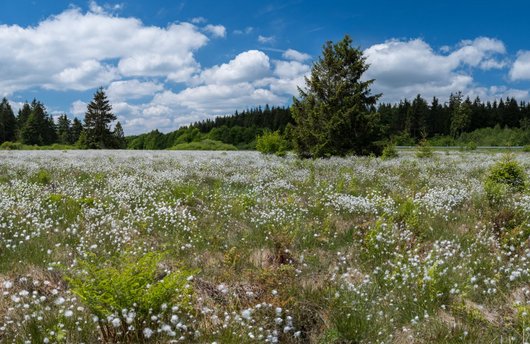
left=3, top=93, right=530, bottom=151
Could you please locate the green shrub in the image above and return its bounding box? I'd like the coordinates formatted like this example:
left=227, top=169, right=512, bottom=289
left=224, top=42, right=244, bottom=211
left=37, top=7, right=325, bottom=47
left=416, top=139, right=433, bottom=158
left=485, top=155, right=526, bottom=192
left=465, top=141, right=478, bottom=150
left=0, top=141, right=23, bottom=150
left=256, top=130, right=289, bottom=156
left=381, top=144, right=399, bottom=160
left=66, top=251, right=196, bottom=342
left=31, top=169, right=52, bottom=185
left=522, top=145, right=530, bottom=152
left=169, top=139, right=237, bottom=151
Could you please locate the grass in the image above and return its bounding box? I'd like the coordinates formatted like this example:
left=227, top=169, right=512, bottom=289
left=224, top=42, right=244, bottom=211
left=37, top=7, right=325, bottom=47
left=0, top=150, right=529, bottom=343
left=168, top=139, right=237, bottom=151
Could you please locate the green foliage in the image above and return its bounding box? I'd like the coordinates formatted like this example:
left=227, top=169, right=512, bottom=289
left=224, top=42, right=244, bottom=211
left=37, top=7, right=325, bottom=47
left=485, top=155, right=526, bottom=192
left=523, top=145, right=530, bottom=152
left=256, top=130, right=289, bottom=156
left=31, top=169, right=52, bottom=185
left=0, top=141, right=23, bottom=150
left=81, top=88, right=118, bottom=149
left=291, top=35, right=382, bottom=158
left=169, top=139, right=237, bottom=151
left=381, top=143, right=399, bottom=160
left=66, top=251, right=195, bottom=341
left=0, top=97, right=17, bottom=143
left=416, top=139, right=434, bottom=158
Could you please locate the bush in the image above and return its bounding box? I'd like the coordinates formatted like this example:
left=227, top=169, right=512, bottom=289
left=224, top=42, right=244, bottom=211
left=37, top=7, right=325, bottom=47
left=485, top=155, right=526, bottom=192
left=66, top=251, right=196, bottom=342
left=169, top=139, right=237, bottom=151
left=256, top=130, right=289, bottom=156
left=416, top=139, right=433, bottom=158
left=522, top=145, right=530, bottom=152
left=381, top=144, right=399, bottom=160
left=0, top=141, right=23, bottom=150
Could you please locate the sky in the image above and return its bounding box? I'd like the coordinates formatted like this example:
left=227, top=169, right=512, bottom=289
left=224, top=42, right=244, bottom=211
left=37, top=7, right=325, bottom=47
left=1, top=1, right=530, bottom=134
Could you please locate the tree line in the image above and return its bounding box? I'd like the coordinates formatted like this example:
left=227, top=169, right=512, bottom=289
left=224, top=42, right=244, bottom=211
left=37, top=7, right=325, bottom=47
left=0, top=88, right=126, bottom=149
left=380, top=93, right=530, bottom=144
left=126, top=106, right=293, bottom=150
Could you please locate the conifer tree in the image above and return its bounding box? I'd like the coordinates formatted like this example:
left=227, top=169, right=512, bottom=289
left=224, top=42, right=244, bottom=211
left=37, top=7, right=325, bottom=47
left=71, top=118, right=83, bottom=144
left=0, top=98, right=17, bottom=143
left=112, top=121, right=127, bottom=149
left=83, top=88, right=117, bottom=148
left=56, top=114, right=72, bottom=144
left=291, top=35, right=382, bottom=157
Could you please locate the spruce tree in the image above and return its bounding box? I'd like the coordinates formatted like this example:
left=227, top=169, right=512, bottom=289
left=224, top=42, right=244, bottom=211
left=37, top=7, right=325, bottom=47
left=112, top=121, right=127, bottom=149
left=17, top=102, right=31, bottom=138
left=0, top=98, right=17, bottom=143
left=291, top=35, right=382, bottom=157
left=83, top=88, right=117, bottom=149
left=20, top=100, right=55, bottom=145
left=70, top=118, right=83, bottom=144
left=57, top=114, right=72, bottom=144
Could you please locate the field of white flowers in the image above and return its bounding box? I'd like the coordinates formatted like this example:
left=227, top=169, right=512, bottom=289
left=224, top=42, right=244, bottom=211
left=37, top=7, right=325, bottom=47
left=0, top=150, right=529, bottom=343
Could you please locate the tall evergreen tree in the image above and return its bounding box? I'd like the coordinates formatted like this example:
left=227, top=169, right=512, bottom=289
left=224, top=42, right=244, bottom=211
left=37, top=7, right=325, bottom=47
left=17, top=102, right=31, bottom=138
left=291, top=35, right=381, bottom=157
left=82, top=88, right=117, bottom=149
left=0, top=98, right=17, bottom=143
left=70, top=117, right=83, bottom=144
left=56, top=114, right=72, bottom=144
left=112, top=121, right=127, bottom=149
left=20, top=100, right=56, bottom=145
left=450, top=94, right=472, bottom=138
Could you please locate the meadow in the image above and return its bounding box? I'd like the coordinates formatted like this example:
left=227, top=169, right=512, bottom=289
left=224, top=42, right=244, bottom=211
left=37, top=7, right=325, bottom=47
left=0, top=150, right=529, bottom=343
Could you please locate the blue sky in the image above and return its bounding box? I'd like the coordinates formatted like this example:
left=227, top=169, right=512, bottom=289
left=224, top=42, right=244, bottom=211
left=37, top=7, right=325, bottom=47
left=1, top=1, right=530, bottom=134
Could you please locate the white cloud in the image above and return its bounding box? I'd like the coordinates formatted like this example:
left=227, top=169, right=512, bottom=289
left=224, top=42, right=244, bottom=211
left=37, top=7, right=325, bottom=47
left=510, top=51, right=530, bottom=81
left=273, top=60, right=310, bottom=79
left=71, top=100, right=88, bottom=117
left=282, top=49, right=311, bottom=62
left=191, top=17, right=207, bottom=24
left=234, top=27, right=253, bottom=35
left=199, top=50, right=271, bottom=84
left=0, top=6, right=209, bottom=93
left=364, top=37, right=509, bottom=102
left=258, top=35, right=275, bottom=44
left=49, top=60, right=119, bottom=91
left=106, top=80, right=164, bottom=101
left=204, top=24, right=226, bottom=38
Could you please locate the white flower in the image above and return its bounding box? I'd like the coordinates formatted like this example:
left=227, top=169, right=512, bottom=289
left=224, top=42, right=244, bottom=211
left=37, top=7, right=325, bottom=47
left=242, top=309, right=252, bottom=320
left=111, top=318, right=121, bottom=328
left=143, top=327, right=153, bottom=338
left=64, top=310, right=73, bottom=317
left=2, top=280, right=13, bottom=289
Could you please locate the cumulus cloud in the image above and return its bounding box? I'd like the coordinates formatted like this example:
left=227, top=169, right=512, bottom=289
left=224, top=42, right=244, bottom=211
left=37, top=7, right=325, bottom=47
left=258, top=35, right=275, bottom=44
left=510, top=51, right=530, bottom=81
left=71, top=100, right=88, bottom=117
left=364, top=37, right=509, bottom=102
left=282, top=49, right=311, bottom=62
left=199, top=50, right=271, bottom=84
left=204, top=24, right=226, bottom=38
left=106, top=80, right=164, bottom=101
left=0, top=6, right=210, bottom=93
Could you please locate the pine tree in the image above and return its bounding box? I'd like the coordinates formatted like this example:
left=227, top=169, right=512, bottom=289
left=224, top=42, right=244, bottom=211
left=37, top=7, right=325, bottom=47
left=16, top=102, right=31, bottom=138
left=83, top=88, right=117, bottom=149
left=0, top=98, right=17, bottom=143
left=56, top=114, right=72, bottom=144
left=112, top=121, right=127, bottom=149
left=70, top=118, right=83, bottom=144
left=20, top=100, right=56, bottom=145
left=291, top=35, right=382, bottom=157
